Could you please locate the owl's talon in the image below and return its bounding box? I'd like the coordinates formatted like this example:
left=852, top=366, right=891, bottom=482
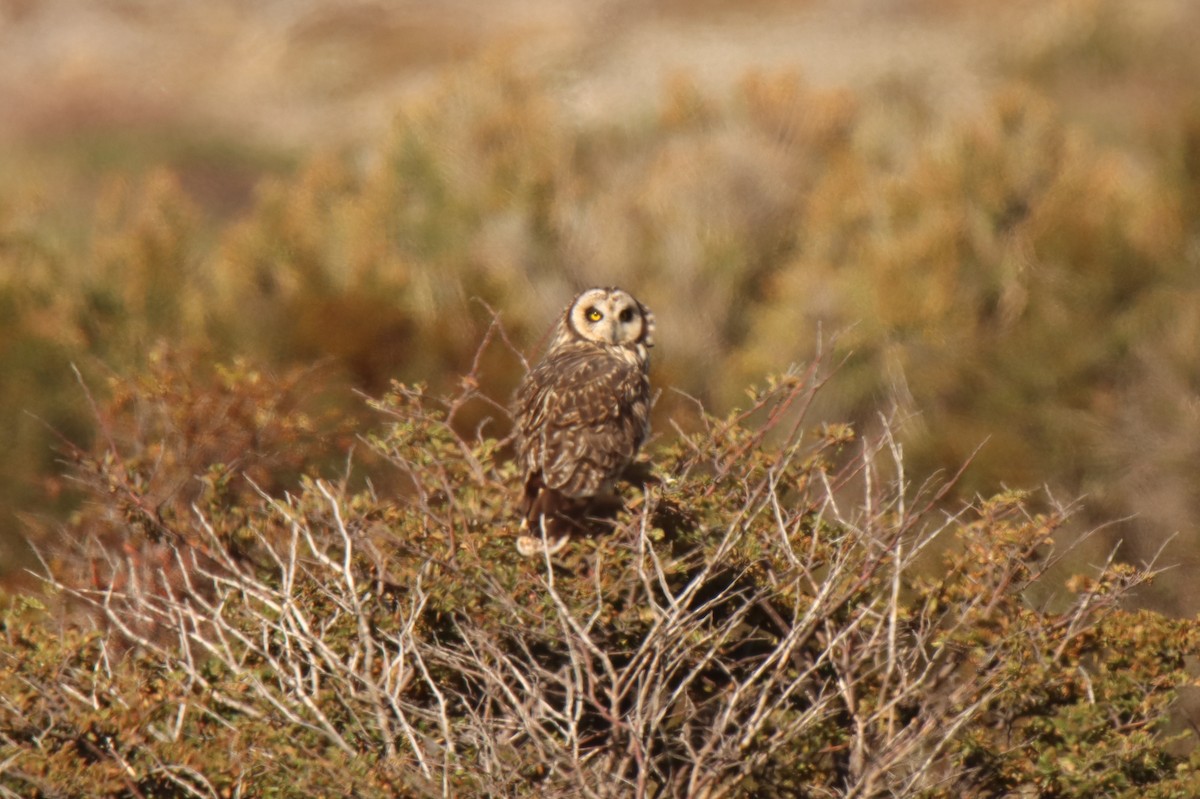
left=516, top=534, right=571, bottom=557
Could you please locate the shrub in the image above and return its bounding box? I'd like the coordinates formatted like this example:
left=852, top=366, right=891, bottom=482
left=2, top=351, right=1197, bottom=798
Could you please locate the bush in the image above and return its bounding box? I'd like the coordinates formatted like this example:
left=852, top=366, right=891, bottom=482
left=2, top=351, right=1197, bottom=798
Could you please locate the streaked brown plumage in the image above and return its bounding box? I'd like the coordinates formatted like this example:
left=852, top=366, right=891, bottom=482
left=513, top=287, right=654, bottom=555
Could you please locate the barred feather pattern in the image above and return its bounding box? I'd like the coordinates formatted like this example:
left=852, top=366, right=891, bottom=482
left=513, top=287, right=653, bottom=549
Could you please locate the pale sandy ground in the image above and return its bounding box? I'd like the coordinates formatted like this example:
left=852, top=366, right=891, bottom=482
left=0, top=0, right=1008, bottom=151
left=4, top=0, right=1197, bottom=173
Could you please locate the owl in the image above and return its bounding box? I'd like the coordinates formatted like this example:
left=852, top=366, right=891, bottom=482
left=513, top=287, right=655, bottom=556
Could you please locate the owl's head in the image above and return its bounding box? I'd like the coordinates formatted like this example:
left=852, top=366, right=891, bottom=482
left=552, top=284, right=657, bottom=355
left=562, top=287, right=655, bottom=353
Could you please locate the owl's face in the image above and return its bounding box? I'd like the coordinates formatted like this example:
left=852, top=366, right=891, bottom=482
left=565, top=287, right=654, bottom=350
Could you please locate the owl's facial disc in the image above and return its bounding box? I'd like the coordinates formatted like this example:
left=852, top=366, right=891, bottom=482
left=569, top=287, right=649, bottom=347
left=607, top=296, right=643, bottom=345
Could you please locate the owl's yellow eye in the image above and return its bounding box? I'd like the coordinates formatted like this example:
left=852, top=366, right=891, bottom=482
left=586, top=308, right=603, bottom=322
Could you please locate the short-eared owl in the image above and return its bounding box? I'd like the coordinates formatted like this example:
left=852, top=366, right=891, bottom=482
left=513, top=287, right=655, bottom=556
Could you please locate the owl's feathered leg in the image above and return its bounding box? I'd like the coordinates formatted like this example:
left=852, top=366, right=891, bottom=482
left=516, top=480, right=574, bottom=557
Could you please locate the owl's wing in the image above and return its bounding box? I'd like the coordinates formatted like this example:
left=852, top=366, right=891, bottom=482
left=515, top=346, right=650, bottom=498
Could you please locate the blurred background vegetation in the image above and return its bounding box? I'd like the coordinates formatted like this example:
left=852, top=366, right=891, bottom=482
left=3, top=0, right=1200, bottom=610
